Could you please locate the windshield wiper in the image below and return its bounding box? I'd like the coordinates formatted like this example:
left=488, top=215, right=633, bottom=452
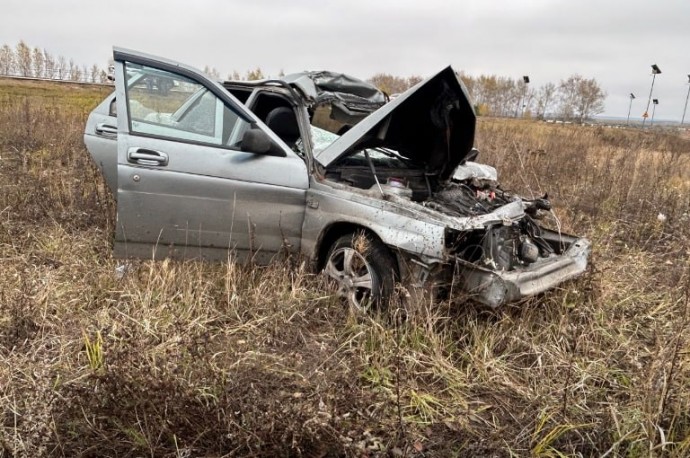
left=374, top=147, right=421, bottom=168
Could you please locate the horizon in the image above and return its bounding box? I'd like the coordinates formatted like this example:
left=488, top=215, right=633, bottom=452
left=1, top=0, right=688, bottom=121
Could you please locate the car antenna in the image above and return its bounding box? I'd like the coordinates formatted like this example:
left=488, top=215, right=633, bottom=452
left=364, top=149, right=385, bottom=197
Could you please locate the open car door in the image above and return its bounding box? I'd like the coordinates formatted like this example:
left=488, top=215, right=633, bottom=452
left=112, top=48, right=308, bottom=262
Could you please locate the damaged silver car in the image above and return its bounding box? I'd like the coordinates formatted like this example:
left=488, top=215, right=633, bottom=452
left=84, top=48, right=590, bottom=309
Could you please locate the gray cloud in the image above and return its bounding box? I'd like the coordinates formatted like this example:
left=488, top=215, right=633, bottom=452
left=1, top=0, right=688, bottom=120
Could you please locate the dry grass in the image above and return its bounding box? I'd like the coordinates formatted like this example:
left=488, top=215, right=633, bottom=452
left=1, top=78, right=690, bottom=457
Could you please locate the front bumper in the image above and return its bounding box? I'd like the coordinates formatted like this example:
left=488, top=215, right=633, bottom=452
left=458, top=237, right=591, bottom=308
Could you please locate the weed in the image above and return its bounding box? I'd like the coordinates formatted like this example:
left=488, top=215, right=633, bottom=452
left=82, top=330, right=104, bottom=372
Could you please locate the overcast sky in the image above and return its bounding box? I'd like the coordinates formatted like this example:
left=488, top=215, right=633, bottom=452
left=2, top=0, right=689, bottom=121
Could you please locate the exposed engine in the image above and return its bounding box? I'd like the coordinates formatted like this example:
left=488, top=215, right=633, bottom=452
left=327, top=154, right=561, bottom=272
left=427, top=180, right=511, bottom=217
left=434, top=177, right=558, bottom=271
left=445, top=216, right=557, bottom=272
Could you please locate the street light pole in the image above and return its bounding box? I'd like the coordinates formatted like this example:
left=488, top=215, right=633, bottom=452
left=643, top=64, right=661, bottom=128
left=521, top=75, right=529, bottom=117
left=515, top=75, right=530, bottom=118
left=626, top=93, right=635, bottom=126
left=650, top=99, right=659, bottom=126
left=681, top=74, right=690, bottom=126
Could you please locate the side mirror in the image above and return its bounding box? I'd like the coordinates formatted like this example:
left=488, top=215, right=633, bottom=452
left=240, top=128, right=286, bottom=157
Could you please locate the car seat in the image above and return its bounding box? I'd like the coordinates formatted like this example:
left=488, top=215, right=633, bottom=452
left=265, top=107, right=300, bottom=149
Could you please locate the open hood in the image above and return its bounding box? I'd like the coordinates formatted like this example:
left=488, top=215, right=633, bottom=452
left=282, top=71, right=387, bottom=124
left=314, top=66, right=476, bottom=181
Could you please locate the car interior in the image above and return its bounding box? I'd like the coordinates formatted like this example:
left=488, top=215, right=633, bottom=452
left=246, top=92, right=301, bottom=149
left=221, top=86, right=302, bottom=152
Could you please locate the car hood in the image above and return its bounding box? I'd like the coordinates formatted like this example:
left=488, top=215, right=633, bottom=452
left=314, top=66, right=476, bottom=181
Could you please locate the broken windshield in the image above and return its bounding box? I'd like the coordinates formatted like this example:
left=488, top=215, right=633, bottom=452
left=311, top=125, right=339, bottom=155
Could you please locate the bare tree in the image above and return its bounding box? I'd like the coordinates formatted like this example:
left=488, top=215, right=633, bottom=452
left=521, top=87, right=537, bottom=118
left=558, top=76, right=580, bottom=120
left=575, top=77, right=606, bottom=122
left=43, top=48, right=55, bottom=79
left=406, top=75, right=423, bottom=89
left=465, top=74, right=521, bottom=117
left=15, top=40, right=32, bottom=77
left=67, top=59, right=79, bottom=81
left=245, top=67, right=264, bottom=81
left=535, top=82, right=557, bottom=119
left=368, top=73, right=396, bottom=94
left=1, top=40, right=605, bottom=123
left=32, top=46, right=44, bottom=78
left=55, top=55, right=66, bottom=80
left=558, top=75, right=606, bottom=122
left=458, top=71, right=474, bottom=96
left=0, top=44, right=14, bottom=75
left=368, top=73, right=423, bottom=95
left=203, top=65, right=221, bottom=80
left=438, top=72, right=605, bottom=121
left=500, top=77, right=519, bottom=117
left=90, top=64, right=100, bottom=83
left=513, top=79, right=529, bottom=117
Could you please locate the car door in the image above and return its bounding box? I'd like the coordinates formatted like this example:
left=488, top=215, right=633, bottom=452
left=112, top=48, right=308, bottom=262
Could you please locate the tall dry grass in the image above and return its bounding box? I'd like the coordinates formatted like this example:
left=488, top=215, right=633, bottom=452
left=1, top=79, right=689, bottom=457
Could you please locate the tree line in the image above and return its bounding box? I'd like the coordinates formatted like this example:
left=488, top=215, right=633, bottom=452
left=368, top=72, right=606, bottom=122
left=208, top=67, right=606, bottom=122
left=0, top=40, right=110, bottom=84
left=0, top=40, right=606, bottom=122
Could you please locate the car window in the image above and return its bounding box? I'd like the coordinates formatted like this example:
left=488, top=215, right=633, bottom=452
left=124, top=62, right=249, bottom=147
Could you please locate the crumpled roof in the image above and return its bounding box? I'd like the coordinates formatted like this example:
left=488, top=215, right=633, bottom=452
left=281, top=71, right=387, bottom=123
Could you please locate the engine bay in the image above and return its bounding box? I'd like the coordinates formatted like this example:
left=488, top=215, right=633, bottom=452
left=325, top=151, right=571, bottom=273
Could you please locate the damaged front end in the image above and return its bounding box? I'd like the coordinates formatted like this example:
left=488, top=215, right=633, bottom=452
left=441, top=191, right=591, bottom=308
left=394, top=171, right=591, bottom=308
left=313, top=66, right=590, bottom=308
left=455, top=229, right=590, bottom=308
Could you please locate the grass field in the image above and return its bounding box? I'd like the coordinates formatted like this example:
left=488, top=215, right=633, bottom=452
left=1, top=77, right=689, bottom=457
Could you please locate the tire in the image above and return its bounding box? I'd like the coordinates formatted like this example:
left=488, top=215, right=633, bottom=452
left=323, top=232, right=398, bottom=310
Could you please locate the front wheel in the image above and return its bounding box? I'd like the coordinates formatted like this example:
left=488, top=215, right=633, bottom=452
left=323, top=233, right=397, bottom=310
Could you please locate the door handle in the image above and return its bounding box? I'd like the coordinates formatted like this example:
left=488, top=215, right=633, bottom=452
left=127, top=147, right=169, bottom=166
left=95, top=123, right=117, bottom=136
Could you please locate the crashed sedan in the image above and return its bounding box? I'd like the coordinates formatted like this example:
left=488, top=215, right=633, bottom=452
left=84, top=48, right=590, bottom=309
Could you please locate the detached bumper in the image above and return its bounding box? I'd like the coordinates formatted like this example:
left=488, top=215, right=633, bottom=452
left=458, top=238, right=591, bottom=308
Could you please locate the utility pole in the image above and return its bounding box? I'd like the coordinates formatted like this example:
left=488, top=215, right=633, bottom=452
left=521, top=75, right=530, bottom=117
left=642, top=64, right=661, bottom=128
left=515, top=75, right=530, bottom=117
left=626, top=93, right=635, bottom=126
left=681, top=75, right=690, bottom=126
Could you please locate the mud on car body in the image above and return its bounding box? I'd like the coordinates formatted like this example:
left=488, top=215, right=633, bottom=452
left=84, top=47, right=590, bottom=309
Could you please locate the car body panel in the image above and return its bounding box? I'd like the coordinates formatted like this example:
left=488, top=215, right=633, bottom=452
left=84, top=95, right=118, bottom=194
left=280, top=71, right=386, bottom=124
left=460, top=233, right=590, bottom=307
left=302, top=179, right=449, bottom=261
